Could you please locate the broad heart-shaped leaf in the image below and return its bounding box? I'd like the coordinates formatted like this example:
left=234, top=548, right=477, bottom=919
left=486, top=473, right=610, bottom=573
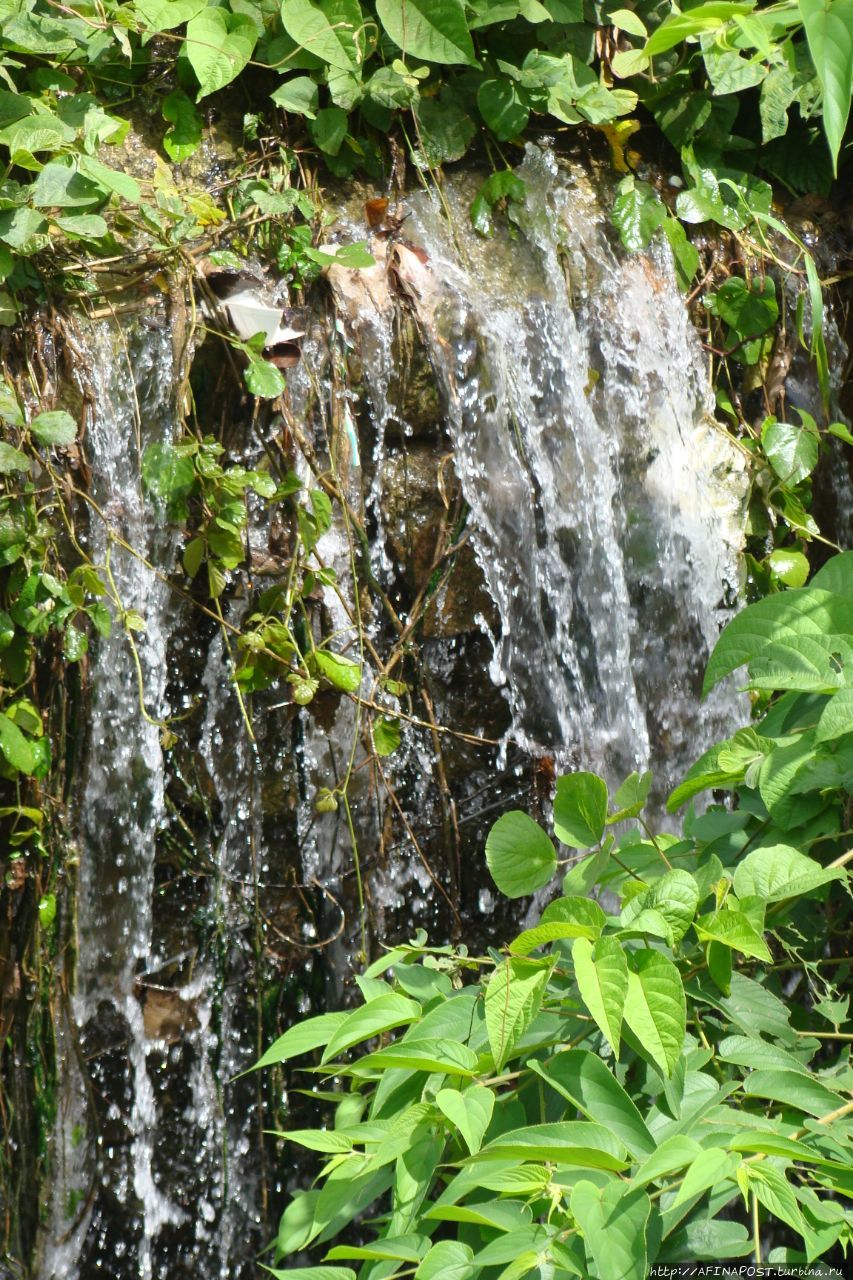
left=185, top=9, right=257, bottom=100
left=436, top=1084, right=494, bottom=1154
left=477, top=77, right=529, bottom=140
left=321, top=993, right=421, bottom=1063
left=281, top=0, right=363, bottom=70
left=533, top=1050, right=655, bottom=1159
left=30, top=409, right=76, bottom=445
left=619, top=869, right=699, bottom=945
left=415, top=1241, right=474, bottom=1280
left=244, top=357, right=286, bottom=399
left=375, top=0, right=476, bottom=66
left=0, top=442, right=30, bottom=474
left=572, top=936, right=628, bottom=1057
left=570, top=1180, right=651, bottom=1280
left=252, top=1010, right=347, bottom=1069
left=799, top=0, right=853, bottom=173
left=611, top=178, right=666, bottom=252
left=702, top=587, right=850, bottom=696
left=761, top=415, right=820, bottom=486
left=623, top=949, right=685, bottom=1078
left=733, top=843, right=843, bottom=904
left=694, top=909, right=771, bottom=962
left=553, top=772, right=608, bottom=849
left=539, top=895, right=606, bottom=937
left=485, top=957, right=549, bottom=1070
left=816, top=686, right=853, bottom=742
left=162, top=89, right=202, bottom=162
left=485, top=810, right=556, bottom=898
left=474, top=1121, right=628, bottom=1170
left=271, top=74, right=320, bottom=117
left=747, top=634, right=845, bottom=694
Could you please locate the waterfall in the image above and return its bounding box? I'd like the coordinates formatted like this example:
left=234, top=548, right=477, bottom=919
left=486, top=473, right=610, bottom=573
left=38, top=151, right=750, bottom=1277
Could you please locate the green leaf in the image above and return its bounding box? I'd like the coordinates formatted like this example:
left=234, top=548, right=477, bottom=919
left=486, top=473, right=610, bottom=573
left=436, top=1084, right=494, bottom=1154
left=477, top=78, right=529, bottom=140
left=741, top=1068, right=843, bottom=1117
left=375, top=0, right=476, bottom=66
left=694, top=908, right=771, bottom=961
left=373, top=715, right=400, bottom=757
left=475, top=1121, right=628, bottom=1170
left=620, top=869, right=700, bottom=945
left=612, top=177, right=666, bottom=252
left=733, top=843, right=842, bottom=903
left=244, top=358, right=286, bottom=399
left=53, top=214, right=108, bottom=240
left=414, top=97, right=476, bottom=165
left=135, top=0, right=206, bottom=29
left=162, top=89, right=202, bottom=162
left=31, top=162, right=103, bottom=210
left=572, top=936, right=628, bottom=1057
left=485, top=810, right=556, bottom=898
left=355, top=1038, right=479, bottom=1076
left=608, top=770, right=653, bottom=823
left=623, top=949, right=685, bottom=1078
left=485, top=957, right=549, bottom=1070
left=570, top=1180, right=651, bottom=1280
left=768, top=548, right=810, bottom=588
left=415, top=1241, right=474, bottom=1280
left=798, top=0, right=853, bottom=173
left=281, top=0, right=363, bottom=71
left=326, top=1238, right=424, bottom=1263
left=313, top=649, right=361, bottom=693
left=816, top=686, right=853, bottom=742
left=253, top=1010, right=347, bottom=1068
left=0, top=712, right=35, bottom=774
left=745, top=1163, right=807, bottom=1237
left=0, top=443, right=30, bottom=474
left=310, top=106, right=348, bottom=154
left=539, top=894, right=607, bottom=937
left=271, top=75, right=320, bottom=117
left=470, top=170, right=526, bottom=236
left=534, top=1050, right=655, bottom=1159
left=185, top=9, right=257, bottom=100
left=78, top=156, right=140, bottom=203
left=141, top=442, right=196, bottom=518
left=553, top=772, right=608, bottom=849
left=702, top=587, right=849, bottom=695
left=671, top=1147, right=741, bottom=1208
left=644, top=3, right=755, bottom=56
left=762, top=414, right=820, bottom=485
left=265, top=1269, right=356, bottom=1280
left=633, top=1135, right=702, bottom=1187
left=321, top=993, right=421, bottom=1062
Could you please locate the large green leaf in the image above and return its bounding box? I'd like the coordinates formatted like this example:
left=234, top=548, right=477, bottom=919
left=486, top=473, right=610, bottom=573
left=281, top=0, right=363, bottom=69
left=816, top=686, right=853, bottom=742
left=693, top=909, right=772, bottom=962
left=354, top=1038, right=478, bottom=1076
left=741, top=1068, right=843, bottom=1117
left=670, top=1147, right=741, bottom=1208
left=185, top=9, right=257, bottom=100
left=644, top=2, right=755, bottom=56
left=572, top=936, right=628, bottom=1056
left=436, top=1084, right=494, bottom=1154
left=313, top=649, right=362, bottom=692
left=553, top=772, right=608, bottom=849
left=485, top=811, right=556, bottom=898
left=375, top=0, right=476, bottom=65
left=253, top=1011, right=347, bottom=1068
left=475, top=1121, right=628, bottom=1169
left=733, top=843, right=842, bottom=903
left=632, top=1135, right=702, bottom=1187
left=415, top=1241, right=474, bottom=1280
left=702, top=588, right=849, bottom=695
left=135, top=0, right=206, bottom=29
left=0, top=712, right=36, bottom=773
left=485, top=957, right=549, bottom=1069
left=623, top=950, right=685, bottom=1078
left=321, top=993, right=421, bottom=1063
left=761, top=415, right=820, bottom=485
left=535, top=1050, right=655, bottom=1159
left=570, top=1180, right=651, bottom=1280
left=798, top=0, right=853, bottom=172
left=619, top=869, right=699, bottom=945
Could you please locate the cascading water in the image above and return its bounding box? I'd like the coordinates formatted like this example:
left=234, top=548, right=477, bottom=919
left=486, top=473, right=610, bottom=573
left=38, top=152, right=752, bottom=1279
left=339, top=146, right=747, bottom=791
left=44, top=318, right=181, bottom=1278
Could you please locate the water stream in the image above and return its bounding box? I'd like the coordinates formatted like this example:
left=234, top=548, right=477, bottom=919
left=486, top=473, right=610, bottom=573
left=40, top=154, right=749, bottom=1277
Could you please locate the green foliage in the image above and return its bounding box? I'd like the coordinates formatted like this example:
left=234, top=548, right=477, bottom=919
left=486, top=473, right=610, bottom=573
left=260, top=551, right=852, bottom=1279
